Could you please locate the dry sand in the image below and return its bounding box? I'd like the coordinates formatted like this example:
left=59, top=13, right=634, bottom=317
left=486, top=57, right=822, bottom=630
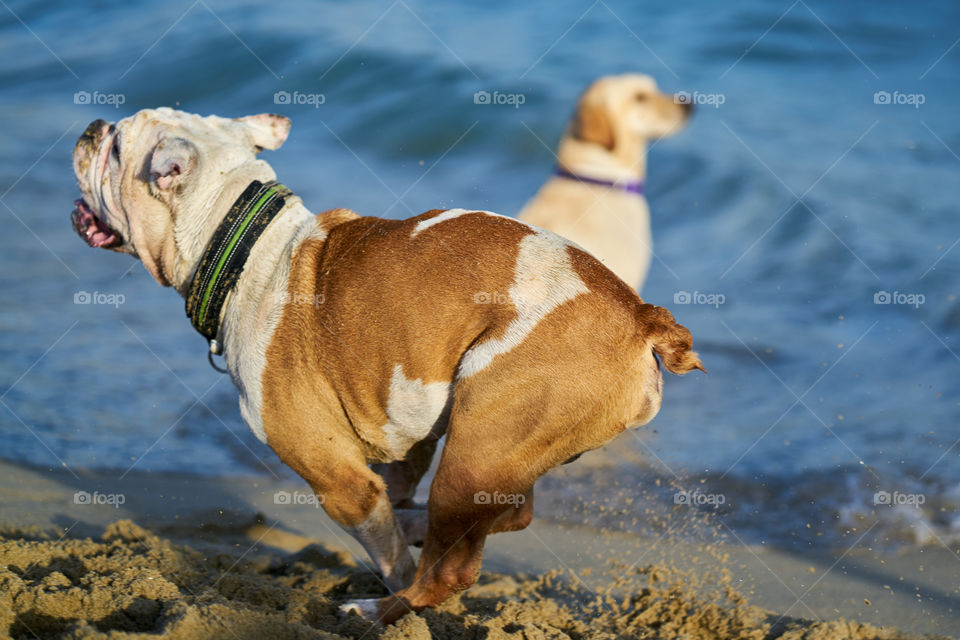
left=0, top=459, right=956, bottom=640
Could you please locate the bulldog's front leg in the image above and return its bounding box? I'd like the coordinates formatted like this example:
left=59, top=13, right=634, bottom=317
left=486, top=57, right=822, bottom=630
left=343, top=489, right=417, bottom=592
left=336, top=487, right=417, bottom=621
left=372, top=437, right=439, bottom=547
left=270, top=433, right=416, bottom=604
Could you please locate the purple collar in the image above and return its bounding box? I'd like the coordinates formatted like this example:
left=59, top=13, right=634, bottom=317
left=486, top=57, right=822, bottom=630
left=553, top=166, right=644, bottom=195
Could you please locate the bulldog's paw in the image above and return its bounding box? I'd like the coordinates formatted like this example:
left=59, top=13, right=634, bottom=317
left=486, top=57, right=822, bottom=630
left=339, top=598, right=381, bottom=622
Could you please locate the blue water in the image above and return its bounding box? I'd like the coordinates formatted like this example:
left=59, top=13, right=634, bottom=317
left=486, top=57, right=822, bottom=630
left=1, top=0, right=958, bottom=550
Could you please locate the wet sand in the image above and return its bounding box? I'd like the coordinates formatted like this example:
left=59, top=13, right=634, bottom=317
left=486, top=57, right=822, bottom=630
left=0, top=459, right=956, bottom=639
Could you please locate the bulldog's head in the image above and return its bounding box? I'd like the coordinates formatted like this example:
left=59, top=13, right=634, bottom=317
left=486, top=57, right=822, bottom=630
left=71, top=108, right=290, bottom=288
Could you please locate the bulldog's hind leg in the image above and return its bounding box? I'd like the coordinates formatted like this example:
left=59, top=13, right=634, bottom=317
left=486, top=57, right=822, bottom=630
left=488, top=487, right=533, bottom=534
left=374, top=417, right=540, bottom=624
left=371, top=346, right=654, bottom=622
left=373, top=436, right=439, bottom=508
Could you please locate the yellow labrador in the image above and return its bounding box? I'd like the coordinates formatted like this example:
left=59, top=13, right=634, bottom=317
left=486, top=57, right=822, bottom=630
left=519, top=74, right=692, bottom=291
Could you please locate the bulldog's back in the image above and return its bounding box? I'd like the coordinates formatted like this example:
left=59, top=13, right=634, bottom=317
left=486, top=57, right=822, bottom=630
left=262, top=207, right=645, bottom=461
left=519, top=178, right=652, bottom=290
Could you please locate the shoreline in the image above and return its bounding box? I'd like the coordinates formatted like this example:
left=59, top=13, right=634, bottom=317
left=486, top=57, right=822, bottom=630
left=1, top=458, right=956, bottom=638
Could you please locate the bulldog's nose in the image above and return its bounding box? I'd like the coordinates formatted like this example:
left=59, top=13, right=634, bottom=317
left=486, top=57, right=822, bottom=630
left=78, top=119, right=109, bottom=147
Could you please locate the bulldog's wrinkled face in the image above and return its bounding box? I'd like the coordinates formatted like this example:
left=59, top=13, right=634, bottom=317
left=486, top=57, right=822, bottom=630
left=71, top=107, right=289, bottom=286
left=573, top=73, right=692, bottom=151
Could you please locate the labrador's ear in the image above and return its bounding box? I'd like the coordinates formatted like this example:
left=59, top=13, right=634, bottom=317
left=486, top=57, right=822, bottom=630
left=150, top=137, right=198, bottom=190
left=572, top=94, right=614, bottom=150
left=235, top=113, right=291, bottom=151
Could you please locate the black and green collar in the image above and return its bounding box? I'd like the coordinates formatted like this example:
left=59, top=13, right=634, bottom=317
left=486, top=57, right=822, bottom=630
left=185, top=180, right=292, bottom=352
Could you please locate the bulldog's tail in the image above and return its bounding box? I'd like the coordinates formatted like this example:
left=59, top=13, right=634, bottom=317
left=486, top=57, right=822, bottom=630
left=638, top=304, right=705, bottom=375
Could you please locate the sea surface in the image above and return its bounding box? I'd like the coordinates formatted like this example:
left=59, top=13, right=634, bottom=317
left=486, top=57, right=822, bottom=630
left=1, top=0, right=958, bottom=552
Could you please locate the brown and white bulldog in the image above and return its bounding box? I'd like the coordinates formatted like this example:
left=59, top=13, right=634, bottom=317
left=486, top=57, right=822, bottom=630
left=70, top=108, right=703, bottom=624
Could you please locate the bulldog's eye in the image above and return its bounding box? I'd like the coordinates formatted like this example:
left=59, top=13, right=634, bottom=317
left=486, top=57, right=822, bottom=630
left=634, top=93, right=648, bottom=102
left=112, top=136, right=121, bottom=159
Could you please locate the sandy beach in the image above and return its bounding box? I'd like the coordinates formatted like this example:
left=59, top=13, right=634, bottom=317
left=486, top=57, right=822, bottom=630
left=1, top=458, right=956, bottom=639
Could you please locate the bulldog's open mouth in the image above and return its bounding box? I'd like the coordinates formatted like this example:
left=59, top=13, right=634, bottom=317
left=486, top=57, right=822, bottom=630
left=71, top=198, right=121, bottom=248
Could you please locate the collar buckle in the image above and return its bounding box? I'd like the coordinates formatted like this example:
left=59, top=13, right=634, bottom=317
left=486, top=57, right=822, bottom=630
left=208, top=339, right=228, bottom=373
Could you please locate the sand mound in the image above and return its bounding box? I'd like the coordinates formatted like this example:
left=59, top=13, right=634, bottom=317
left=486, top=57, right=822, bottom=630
left=0, top=519, right=946, bottom=640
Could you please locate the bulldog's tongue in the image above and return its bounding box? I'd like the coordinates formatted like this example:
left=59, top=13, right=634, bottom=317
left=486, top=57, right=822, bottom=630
left=71, top=199, right=120, bottom=248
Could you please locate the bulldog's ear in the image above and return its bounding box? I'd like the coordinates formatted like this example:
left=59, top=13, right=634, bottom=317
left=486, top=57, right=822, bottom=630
left=150, top=137, right=198, bottom=190
left=235, top=113, right=290, bottom=151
